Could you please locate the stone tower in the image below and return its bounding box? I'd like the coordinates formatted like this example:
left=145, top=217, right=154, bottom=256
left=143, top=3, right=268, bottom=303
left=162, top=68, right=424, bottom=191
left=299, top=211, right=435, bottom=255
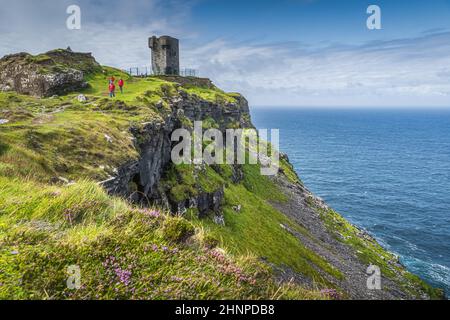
left=148, top=36, right=180, bottom=75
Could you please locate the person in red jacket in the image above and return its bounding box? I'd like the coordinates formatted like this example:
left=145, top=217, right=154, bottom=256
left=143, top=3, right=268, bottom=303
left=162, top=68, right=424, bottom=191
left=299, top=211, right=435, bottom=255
left=118, top=78, right=124, bottom=93
left=109, top=82, right=116, bottom=98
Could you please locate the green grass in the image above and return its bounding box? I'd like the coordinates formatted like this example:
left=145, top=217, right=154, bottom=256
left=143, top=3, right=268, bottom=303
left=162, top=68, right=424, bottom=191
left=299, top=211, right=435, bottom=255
left=82, top=67, right=177, bottom=104
left=241, top=163, right=288, bottom=202
left=0, top=94, right=139, bottom=181
left=202, top=184, right=342, bottom=282
left=280, top=158, right=302, bottom=185
left=182, top=86, right=237, bottom=104
left=0, top=177, right=326, bottom=300
left=82, top=67, right=238, bottom=106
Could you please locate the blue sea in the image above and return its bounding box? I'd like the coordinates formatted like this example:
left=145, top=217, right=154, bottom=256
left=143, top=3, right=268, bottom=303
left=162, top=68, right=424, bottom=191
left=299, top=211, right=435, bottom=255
left=251, top=108, right=450, bottom=296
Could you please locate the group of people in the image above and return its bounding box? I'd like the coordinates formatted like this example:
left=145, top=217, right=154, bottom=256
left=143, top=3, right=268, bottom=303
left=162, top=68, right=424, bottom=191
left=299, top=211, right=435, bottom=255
left=108, top=76, right=125, bottom=98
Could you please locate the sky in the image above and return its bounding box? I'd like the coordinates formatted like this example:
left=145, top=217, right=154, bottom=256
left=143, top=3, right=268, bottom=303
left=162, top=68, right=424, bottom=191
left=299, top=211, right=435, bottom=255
left=1, top=0, right=450, bottom=107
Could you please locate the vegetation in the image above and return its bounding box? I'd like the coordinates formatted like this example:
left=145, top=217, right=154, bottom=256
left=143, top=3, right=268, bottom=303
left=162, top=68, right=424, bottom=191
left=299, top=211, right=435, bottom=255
left=0, top=178, right=325, bottom=300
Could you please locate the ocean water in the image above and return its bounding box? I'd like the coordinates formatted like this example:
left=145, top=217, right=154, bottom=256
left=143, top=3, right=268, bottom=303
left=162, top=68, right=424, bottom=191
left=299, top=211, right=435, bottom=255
left=251, top=108, right=450, bottom=296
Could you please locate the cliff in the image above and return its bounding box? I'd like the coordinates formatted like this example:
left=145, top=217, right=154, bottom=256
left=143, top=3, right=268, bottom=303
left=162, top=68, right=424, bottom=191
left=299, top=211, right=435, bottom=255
left=0, top=49, right=443, bottom=300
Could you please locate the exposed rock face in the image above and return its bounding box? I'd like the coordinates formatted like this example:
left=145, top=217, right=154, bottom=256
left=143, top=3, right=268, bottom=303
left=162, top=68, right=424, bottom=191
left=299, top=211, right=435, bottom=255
left=0, top=49, right=100, bottom=97
left=101, top=91, right=251, bottom=216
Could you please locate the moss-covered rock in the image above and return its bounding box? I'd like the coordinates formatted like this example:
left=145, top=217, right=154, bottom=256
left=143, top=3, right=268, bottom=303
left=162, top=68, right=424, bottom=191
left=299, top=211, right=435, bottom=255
left=0, top=49, right=100, bottom=97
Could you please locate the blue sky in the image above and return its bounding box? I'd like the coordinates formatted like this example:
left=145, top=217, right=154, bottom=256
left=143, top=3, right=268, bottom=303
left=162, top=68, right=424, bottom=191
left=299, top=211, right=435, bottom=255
left=1, top=0, right=450, bottom=107
left=190, top=0, right=450, bottom=43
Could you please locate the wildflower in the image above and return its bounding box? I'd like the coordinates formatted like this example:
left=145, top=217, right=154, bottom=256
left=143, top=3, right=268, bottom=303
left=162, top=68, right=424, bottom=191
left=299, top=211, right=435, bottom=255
left=170, top=276, right=183, bottom=282
left=64, top=212, right=74, bottom=224
left=320, top=288, right=341, bottom=300
left=114, top=267, right=132, bottom=286
left=147, top=210, right=161, bottom=218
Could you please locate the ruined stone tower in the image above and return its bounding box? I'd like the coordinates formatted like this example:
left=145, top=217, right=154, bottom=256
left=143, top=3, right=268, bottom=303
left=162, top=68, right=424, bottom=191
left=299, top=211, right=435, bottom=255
left=148, top=36, right=180, bottom=75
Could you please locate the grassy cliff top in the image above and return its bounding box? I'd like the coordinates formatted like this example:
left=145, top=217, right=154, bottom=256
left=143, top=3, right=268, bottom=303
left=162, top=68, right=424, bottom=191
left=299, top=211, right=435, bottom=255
left=0, top=59, right=241, bottom=182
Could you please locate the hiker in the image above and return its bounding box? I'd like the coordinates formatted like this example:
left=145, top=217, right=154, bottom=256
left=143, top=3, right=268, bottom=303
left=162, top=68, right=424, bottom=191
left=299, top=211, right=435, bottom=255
left=109, top=82, right=116, bottom=98
left=109, top=76, right=115, bottom=84
left=118, top=78, right=124, bottom=93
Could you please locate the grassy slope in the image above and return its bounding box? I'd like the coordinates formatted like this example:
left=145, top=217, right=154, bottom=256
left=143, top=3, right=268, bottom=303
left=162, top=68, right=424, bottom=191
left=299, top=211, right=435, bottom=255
left=186, top=164, right=343, bottom=283
left=0, top=178, right=325, bottom=300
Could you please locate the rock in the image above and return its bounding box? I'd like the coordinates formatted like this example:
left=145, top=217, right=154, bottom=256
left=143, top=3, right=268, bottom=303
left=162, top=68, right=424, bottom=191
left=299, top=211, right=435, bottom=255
left=0, top=119, right=9, bottom=125
left=232, top=204, right=242, bottom=213
left=1, top=85, right=11, bottom=92
left=104, top=134, right=113, bottom=143
left=213, top=215, right=225, bottom=226
left=280, top=223, right=296, bottom=236
left=0, top=49, right=100, bottom=97
left=188, top=198, right=198, bottom=208
left=52, top=176, right=75, bottom=186
left=176, top=205, right=187, bottom=216
left=231, top=165, right=245, bottom=183
left=155, top=100, right=164, bottom=109
left=77, top=94, right=87, bottom=102
left=57, top=176, right=69, bottom=184
left=176, top=109, right=185, bottom=118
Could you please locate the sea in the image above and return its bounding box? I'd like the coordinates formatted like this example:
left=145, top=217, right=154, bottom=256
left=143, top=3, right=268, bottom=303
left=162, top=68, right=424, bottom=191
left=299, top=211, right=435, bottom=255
left=251, top=108, right=450, bottom=297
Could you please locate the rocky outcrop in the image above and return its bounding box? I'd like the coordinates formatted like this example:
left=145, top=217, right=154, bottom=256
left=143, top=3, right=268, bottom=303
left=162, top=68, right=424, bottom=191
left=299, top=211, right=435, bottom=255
left=101, top=90, right=251, bottom=217
left=0, top=49, right=100, bottom=97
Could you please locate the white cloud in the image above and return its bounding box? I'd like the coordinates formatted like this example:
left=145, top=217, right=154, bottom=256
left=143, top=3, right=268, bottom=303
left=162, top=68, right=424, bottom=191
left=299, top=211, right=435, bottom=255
left=183, top=33, right=450, bottom=107
left=0, top=0, right=195, bottom=67
left=0, top=1, right=449, bottom=107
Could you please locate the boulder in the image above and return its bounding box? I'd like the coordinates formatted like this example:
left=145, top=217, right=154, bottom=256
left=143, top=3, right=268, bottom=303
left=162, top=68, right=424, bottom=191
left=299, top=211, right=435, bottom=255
left=77, top=94, right=87, bottom=102
left=0, top=49, right=101, bottom=98
left=104, top=134, right=113, bottom=143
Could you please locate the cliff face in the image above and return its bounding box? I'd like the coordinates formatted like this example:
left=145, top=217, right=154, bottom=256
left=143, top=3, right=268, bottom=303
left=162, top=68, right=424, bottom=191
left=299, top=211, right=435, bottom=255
left=101, top=86, right=251, bottom=217
left=0, top=50, right=443, bottom=300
